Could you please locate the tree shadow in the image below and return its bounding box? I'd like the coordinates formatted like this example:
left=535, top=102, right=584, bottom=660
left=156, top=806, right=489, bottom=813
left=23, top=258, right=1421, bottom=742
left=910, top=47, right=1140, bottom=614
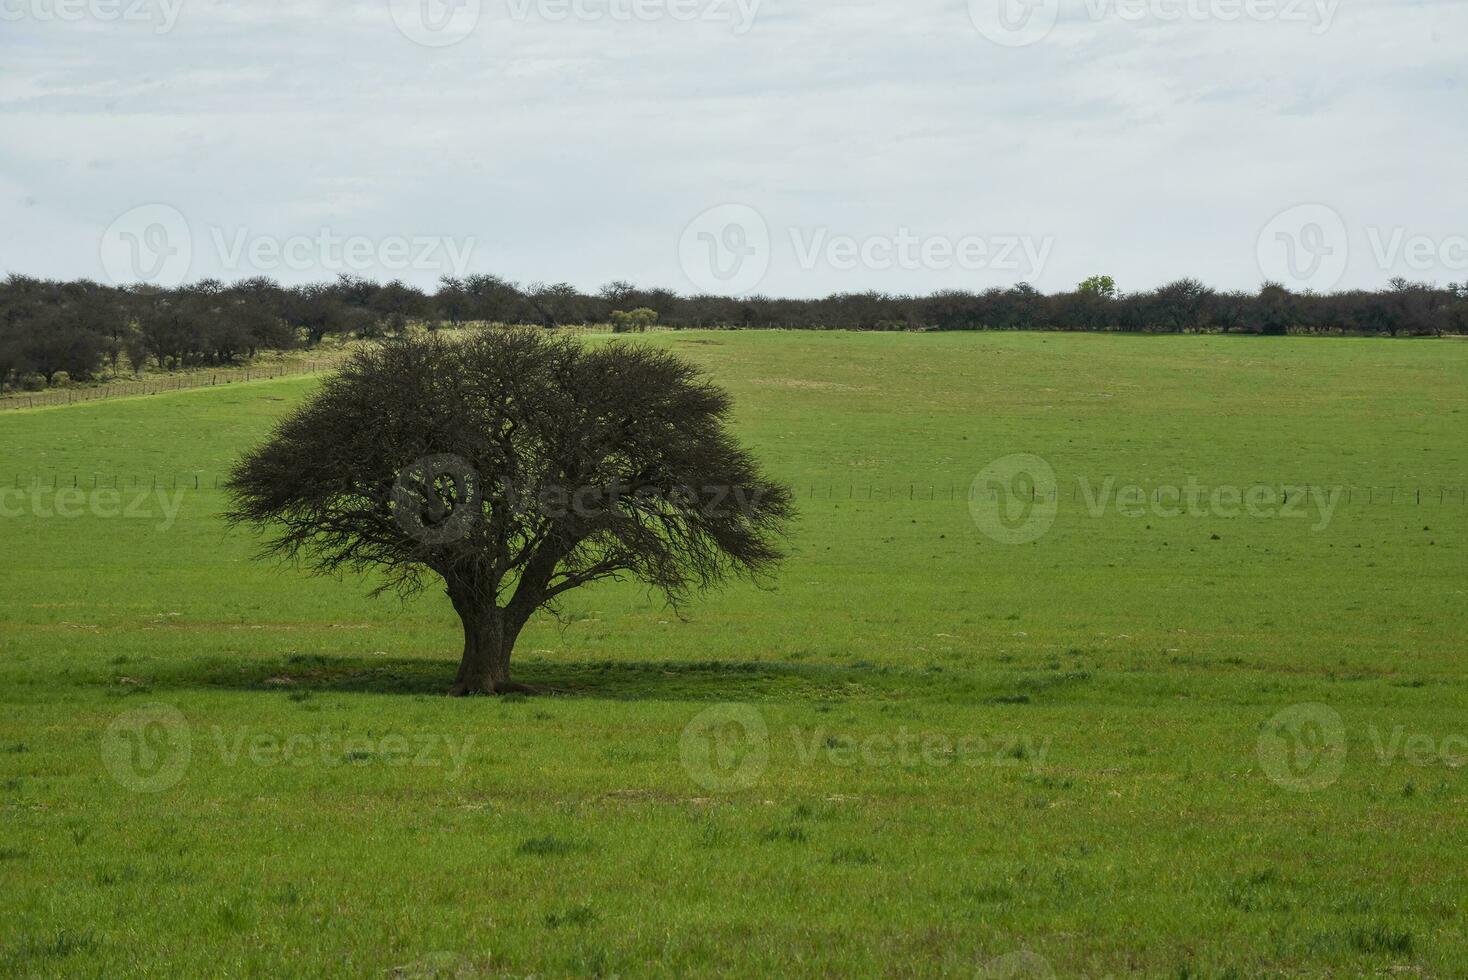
left=164, top=652, right=947, bottom=703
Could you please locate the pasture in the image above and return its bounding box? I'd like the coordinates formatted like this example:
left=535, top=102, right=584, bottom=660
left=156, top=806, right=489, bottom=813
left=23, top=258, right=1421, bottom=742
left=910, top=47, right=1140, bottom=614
left=2, top=330, right=1465, bottom=976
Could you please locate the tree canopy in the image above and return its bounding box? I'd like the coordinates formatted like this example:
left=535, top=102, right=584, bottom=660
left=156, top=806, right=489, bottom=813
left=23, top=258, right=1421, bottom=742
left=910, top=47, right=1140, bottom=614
left=225, top=330, right=794, bottom=694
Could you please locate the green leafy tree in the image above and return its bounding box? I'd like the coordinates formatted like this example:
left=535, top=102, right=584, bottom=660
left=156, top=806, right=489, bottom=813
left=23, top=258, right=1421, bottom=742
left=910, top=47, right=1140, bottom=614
left=1077, top=275, right=1117, bottom=299
left=610, top=308, right=658, bottom=333
left=226, top=330, right=793, bottom=695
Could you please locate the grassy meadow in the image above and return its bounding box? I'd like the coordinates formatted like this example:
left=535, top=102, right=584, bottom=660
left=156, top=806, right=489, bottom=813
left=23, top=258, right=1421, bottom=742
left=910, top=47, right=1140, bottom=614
left=1, top=330, right=1466, bottom=977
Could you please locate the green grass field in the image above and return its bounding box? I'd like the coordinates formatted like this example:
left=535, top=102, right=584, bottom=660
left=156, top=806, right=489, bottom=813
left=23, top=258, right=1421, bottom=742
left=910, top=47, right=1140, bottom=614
left=2, top=331, right=1465, bottom=977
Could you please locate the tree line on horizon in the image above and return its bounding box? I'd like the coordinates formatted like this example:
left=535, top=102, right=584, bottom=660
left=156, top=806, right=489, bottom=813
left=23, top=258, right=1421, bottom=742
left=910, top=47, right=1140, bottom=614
left=2, top=272, right=1464, bottom=393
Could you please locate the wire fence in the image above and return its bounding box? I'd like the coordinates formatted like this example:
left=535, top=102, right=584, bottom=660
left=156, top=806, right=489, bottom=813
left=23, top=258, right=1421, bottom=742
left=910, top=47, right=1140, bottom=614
left=790, top=483, right=1468, bottom=506
left=0, top=360, right=328, bottom=412
left=0, top=328, right=657, bottom=413
left=3, top=475, right=1465, bottom=507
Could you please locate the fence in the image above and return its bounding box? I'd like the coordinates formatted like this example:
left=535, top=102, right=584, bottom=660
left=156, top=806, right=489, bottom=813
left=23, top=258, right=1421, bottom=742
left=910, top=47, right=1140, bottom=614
left=0, top=327, right=680, bottom=412
left=790, top=483, right=1468, bottom=506
left=3, top=475, right=1465, bottom=507
left=0, top=361, right=326, bottom=412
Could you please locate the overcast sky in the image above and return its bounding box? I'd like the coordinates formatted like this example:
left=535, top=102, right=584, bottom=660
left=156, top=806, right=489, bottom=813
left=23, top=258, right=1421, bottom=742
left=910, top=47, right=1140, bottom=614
left=1, top=0, right=1464, bottom=297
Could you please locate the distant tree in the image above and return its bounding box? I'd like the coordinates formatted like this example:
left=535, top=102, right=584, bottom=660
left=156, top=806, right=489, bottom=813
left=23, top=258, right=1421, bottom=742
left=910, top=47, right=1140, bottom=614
left=461, top=274, right=524, bottom=323
left=918, top=290, right=980, bottom=331
left=233, top=275, right=285, bottom=303
left=331, top=273, right=377, bottom=309
left=435, top=276, right=469, bottom=328
left=525, top=282, right=579, bottom=328
left=1053, top=288, right=1117, bottom=332
left=1004, top=283, right=1049, bottom=330
left=1, top=269, right=1462, bottom=379
left=372, top=280, right=428, bottom=322
left=1211, top=291, right=1251, bottom=333
left=1077, top=275, right=1117, bottom=299
left=282, top=283, right=347, bottom=347
left=1252, top=282, right=1298, bottom=336
left=1151, top=278, right=1213, bottom=333
left=1449, top=283, right=1468, bottom=334
left=203, top=309, right=255, bottom=362
left=1382, top=278, right=1443, bottom=337
left=0, top=327, right=22, bottom=393
left=136, top=297, right=197, bottom=369
left=609, top=308, right=658, bottom=333
left=121, top=326, right=152, bottom=376
left=67, top=279, right=130, bottom=364
left=20, top=309, right=108, bottom=384
left=599, top=280, right=638, bottom=310
left=226, top=331, right=793, bottom=695
left=639, top=287, right=680, bottom=321
left=816, top=292, right=896, bottom=331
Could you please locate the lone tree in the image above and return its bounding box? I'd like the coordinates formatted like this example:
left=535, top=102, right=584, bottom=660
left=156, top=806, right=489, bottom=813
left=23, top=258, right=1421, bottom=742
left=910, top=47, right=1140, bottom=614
left=226, top=330, right=793, bottom=695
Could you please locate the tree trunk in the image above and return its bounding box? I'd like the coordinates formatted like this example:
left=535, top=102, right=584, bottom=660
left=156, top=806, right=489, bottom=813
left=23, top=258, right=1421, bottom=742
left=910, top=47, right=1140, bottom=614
left=449, top=615, right=504, bottom=696
left=447, top=601, right=531, bottom=696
